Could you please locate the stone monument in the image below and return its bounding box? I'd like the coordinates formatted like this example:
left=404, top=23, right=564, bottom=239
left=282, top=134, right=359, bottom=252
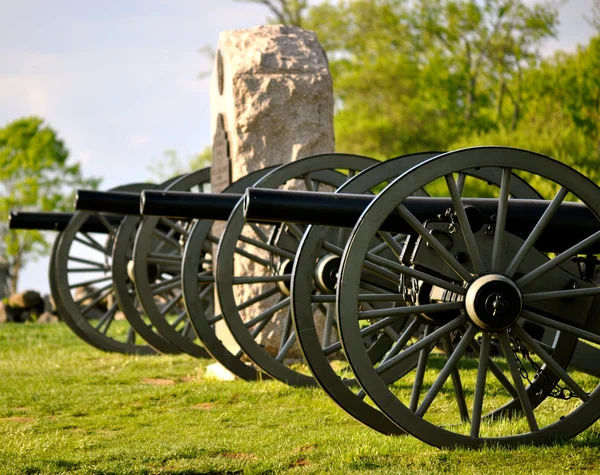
left=208, top=25, right=335, bottom=370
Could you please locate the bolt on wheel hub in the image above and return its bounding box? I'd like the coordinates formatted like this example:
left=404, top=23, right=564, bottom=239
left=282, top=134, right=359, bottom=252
left=465, top=274, right=522, bottom=331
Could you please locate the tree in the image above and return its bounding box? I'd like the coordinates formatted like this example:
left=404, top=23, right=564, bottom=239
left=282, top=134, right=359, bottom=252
left=0, top=117, right=100, bottom=293
left=147, top=147, right=212, bottom=182
left=237, top=0, right=309, bottom=26
left=301, top=0, right=560, bottom=158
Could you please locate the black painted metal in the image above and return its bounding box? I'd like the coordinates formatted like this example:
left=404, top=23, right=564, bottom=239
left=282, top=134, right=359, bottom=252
left=140, top=190, right=241, bottom=220
left=9, top=211, right=121, bottom=233
left=244, top=188, right=600, bottom=253
left=76, top=190, right=142, bottom=216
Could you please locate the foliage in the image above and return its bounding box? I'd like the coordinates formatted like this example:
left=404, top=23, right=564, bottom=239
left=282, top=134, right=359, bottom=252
left=0, top=117, right=100, bottom=293
left=451, top=34, right=600, bottom=184
left=237, top=0, right=309, bottom=26
left=1, top=323, right=600, bottom=474
left=301, top=0, right=561, bottom=159
left=147, top=147, right=212, bottom=182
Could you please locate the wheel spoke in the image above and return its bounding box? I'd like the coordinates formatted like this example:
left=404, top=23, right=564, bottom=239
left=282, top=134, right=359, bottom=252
left=68, top=255, right=108, bottom=269
left=74, top=235, right=109, bottom=255
left=303, top=173, right=316, bottom=192
left=471, top=332, right=491, bottom=438
left=80, top=233, right=109, bottom=253
left=68, top=275, right=112, bottom=290
left=466, top=332, right=518, bottom=399
left=238, top=234, right=295, bottom=260
left=278, top=307, right=293, bottom=353
left=516, top=229, right=600, bottom=288
left=94, top=302, right=118, bottom=331
left=95, top=213, right=117, bottom=234
left=396, top=204, right=473, bottom=283
left=415, top=324, right=476, bottom=418
left=522, top=309, right=600, bottom=346
left=234, top=245, right=271, bottom=267
left=491, top=168, right=512, bottom=273
left=442, top=334, right=470, bottom=422
left=377, top=231, right=405, bottom=258
left=322, top=303, right=335, bottom=348
left=523, top=286, right=600, bottom=302
left=232, top=274, right=291, bottom=284
left=74, top=283, right=112, bottom=305
left=369, top=232, right=405, bottom=256
left=244, top=296, right=290, bottom=328
left=152, top=229, right=181, bottom=251
left=380, top=318, right=423, bottom=366
left=276, top=331, right=297, bottom=362
left=170, top=310, right=188, bottom=330
left=248, top=223, right=270, bottom=243
left=505, top=187, right=569, bottom=278
left=159, top=217, right=188, bottom=236
left=445, top=173, right=485, bottom=275
left=410, top=325, right=432, bottom=412
left=498, top=331, right=539, bottom=432
left=147, top=251, right=183, bottom=265
left=456, top=172, right=466, bottom=194
left=160, top=292, right=183, bottom=316
left=359, top=301, right=463, bottom=320
left=126, top=327, right=136, bottom=345
left=376, top=315, right=468, bottom=375
left=150, top=276, right=182, bottom=295
left=80, top=286, right=114, bottom=316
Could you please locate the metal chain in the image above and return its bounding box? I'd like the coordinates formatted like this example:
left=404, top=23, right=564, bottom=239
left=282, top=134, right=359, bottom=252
left=508, top=329, right=573, bottom=400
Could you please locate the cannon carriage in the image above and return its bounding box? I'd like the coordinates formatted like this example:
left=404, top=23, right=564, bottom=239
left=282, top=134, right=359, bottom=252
left=9, top=146, right=600, bottom=448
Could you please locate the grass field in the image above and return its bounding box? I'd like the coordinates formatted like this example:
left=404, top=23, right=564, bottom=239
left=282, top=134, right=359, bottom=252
left=2, top=323, right=600, bottom=474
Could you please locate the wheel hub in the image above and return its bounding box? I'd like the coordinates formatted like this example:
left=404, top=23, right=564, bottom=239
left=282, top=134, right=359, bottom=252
left=465, top=274, right=522, bottom=331
left=315, top=254, right=341, bottom=294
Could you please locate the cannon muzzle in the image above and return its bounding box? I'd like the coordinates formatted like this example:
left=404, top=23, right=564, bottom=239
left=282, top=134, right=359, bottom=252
left=9, top=211, right=122, bottom=233
left=243, top=188, right=600, bottom=253
left=76, top=190, right=142, bottom=215
left=140, top=191, right=242, bottom=221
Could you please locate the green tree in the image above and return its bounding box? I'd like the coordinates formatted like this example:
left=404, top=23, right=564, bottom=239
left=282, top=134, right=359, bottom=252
left=237, top=0, right=308, bottom=26
left=0, top=117, right=100, bottom=293
left=147, top=147, right=212, bottom=182
left=452, top=33, right=600, bottom=184
left=302, top=0, right=559, bottom=157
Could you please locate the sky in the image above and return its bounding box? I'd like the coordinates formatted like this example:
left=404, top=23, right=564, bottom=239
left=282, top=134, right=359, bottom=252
left=0, top=0, right=596, bottom=295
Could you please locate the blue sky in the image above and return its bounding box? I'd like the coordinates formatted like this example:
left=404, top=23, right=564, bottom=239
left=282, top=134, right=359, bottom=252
left=0, top=0, right=596, bottom=294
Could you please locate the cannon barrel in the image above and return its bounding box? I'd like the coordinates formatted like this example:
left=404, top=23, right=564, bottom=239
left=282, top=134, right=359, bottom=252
left=140, top=190, right=242, bottom=220
left=243, top=188, right=600, bottom=254
left=9, top=211, right=122, bottom=233
left=76, top=190, right=142, bottom=215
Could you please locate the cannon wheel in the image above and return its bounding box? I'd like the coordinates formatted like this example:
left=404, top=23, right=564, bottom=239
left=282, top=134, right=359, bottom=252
left=54, top=183, right=158, bottom=354
left=337, top=147, right=600, bottom=447
left=110, top=170, right=214, bottom=356
left=180, top=167, right=283, bottom=380
left=213, top=154, right=378, bottom=385
left=109, top=168, right=212, bottom=357
left=291, top=151, right=554, bottom=435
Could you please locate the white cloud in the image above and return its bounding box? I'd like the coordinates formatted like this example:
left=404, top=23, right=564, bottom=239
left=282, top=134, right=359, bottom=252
left=129, top=134, right=151, bottom=147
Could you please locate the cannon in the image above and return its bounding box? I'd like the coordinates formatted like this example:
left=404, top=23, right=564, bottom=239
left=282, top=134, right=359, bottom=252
left=8, top=183, right=162, bottom=354
left=12, top=146, right=600, bottom=448
left=58, top=170, right=218, bottom=357
left=239, top=146, right=600, bottom=448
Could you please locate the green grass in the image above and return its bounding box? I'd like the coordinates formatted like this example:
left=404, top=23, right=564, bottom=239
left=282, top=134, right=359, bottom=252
left=1, top=323, right=600, bottom=474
